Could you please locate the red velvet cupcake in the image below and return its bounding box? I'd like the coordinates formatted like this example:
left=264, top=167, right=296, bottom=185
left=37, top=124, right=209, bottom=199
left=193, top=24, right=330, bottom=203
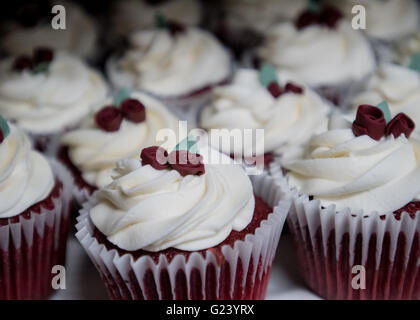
left=76, top=146, right=289, bottom=299
left=0, top=120, right=72, bottom=299
left=275, top=107, right=420, bottom=299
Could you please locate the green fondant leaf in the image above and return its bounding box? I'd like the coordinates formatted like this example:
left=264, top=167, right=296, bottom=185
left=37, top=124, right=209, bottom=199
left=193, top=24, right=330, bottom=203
left=113, top=88, right=131, bottom=106
left=376, top=101, right=391, bottom=124
left=409, top=52, right=420, bottom=73
left=258, top=63, right=278, bottom=87
left=175, top=136, right=198, bottom=154
left=0, top=116, right=10, bottom=141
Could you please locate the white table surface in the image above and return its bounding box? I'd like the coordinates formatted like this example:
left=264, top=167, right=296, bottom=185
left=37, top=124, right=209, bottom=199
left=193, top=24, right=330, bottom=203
left=51, top=231, right=321, bottom=300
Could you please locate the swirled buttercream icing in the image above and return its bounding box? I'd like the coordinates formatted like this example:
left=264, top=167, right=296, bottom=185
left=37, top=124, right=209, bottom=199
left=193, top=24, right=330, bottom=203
left=0, top=123, right=54, bottom=218
left=257, top=20, right=376, bottom=87
left=90, top=149, right=255, bottom=252
left=200, top=69, right=330, bottom=159
left=0, top=52, right=107, bottom=134
left=109, top=27, right=231, bottom=96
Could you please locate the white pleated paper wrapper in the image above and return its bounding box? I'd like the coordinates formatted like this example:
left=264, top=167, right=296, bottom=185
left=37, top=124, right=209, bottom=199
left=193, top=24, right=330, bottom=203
left=270, top=163, right=420, bottom=300
left=75, top=172, right=291, bottom=300
left=0, top=159, right=73, bottom=299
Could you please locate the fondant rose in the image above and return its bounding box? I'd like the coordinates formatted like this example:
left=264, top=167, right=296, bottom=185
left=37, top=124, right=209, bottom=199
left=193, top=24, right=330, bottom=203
left=352, top=104, right=386, bottom=140
left=120, top=98, right=146, bottom=123
left=386, top=113, right=415, bottom=138
left=140, top=146, right=169, bottom=170
left=33, top=47, right=54, bottom=64
left=267, top=81, right=283, bottom=98
left=285, top=82, right=304, bottom=94
left=168, top=150, right=205, bottom=176
left=95, top=106, right=123, bottom=132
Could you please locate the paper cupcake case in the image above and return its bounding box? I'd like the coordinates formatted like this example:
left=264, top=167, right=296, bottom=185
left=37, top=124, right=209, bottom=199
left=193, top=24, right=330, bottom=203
left=0, top=160, right=73, bottom=300
left=75, top=172, right=291, bottom=300
left=270, top=167, right=420, bottom=300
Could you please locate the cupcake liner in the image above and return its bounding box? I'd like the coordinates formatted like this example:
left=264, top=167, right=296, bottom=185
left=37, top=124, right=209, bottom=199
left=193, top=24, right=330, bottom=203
left=75, top=172, right=291, bottom=300
left=270, top=164, right=420, bottom=300
left=0, top=159, right=73, bottom=300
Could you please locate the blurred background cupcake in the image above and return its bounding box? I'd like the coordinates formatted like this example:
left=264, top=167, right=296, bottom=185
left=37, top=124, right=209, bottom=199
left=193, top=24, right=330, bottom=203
left=254, top=3, right=376, bottom=107
left=0, top=48, right=108, bottom=155
left=106, top=21, right=232, bottom=112
left=0, top=1, right=99, bottom=62
left=0, top=118, right=72, bottom=299
left=214, top=0, right=306, bottom=59
left=273, top=107, right=420, bottom=299
left=110, top=0, right=202, bottom=39
left=59, top=91, right=181, bottom=206
left=199, top=67, right=331, bottom=168
left=76, top=145, right=290, bottom=299
left=323, top=0, right=420, bottom=63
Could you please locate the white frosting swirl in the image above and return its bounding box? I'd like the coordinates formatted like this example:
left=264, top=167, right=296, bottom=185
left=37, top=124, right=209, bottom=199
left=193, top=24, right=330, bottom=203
left=111, top=0, right=201, bottom=36
left=257, top=21, right=376, bottom=87
left=61, top=92, right=180, bottom=189
left=352, top=64, right=420, bottom=134
left=283, top=117, right=420, bottom=214
left=108, top=28, right=231, bottom=97
left=90, top=149, right=255, bottom=252
left=325, top=0, right=419, bottom=41
left=0, top=53, right=107, bottom=134
left=224, top=0, right=307, bottom=32
left=0, top=124, right=54, bottom=219
left=1, top=1, right=97, bottom=59
left=200, top=69, right=330, bottom=159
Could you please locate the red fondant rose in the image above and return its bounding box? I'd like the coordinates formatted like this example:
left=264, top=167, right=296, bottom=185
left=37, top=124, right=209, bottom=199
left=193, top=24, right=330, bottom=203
left=33, top=47, right=54, bottom=64
left=168, top=21, right=186, bottom=36
left=95, top=106, right=122, bottom=132
left=352, top=104, right=386, bottom=141
left=386, top=113, right=415, bottom=139
left=295, top=10, right=319, bottom=30
left=319, top=6, right=342, bottom=29
left=285, top=82, right=304, bottom=94
left=12, top=55, right=33, bottom=71
left=140, top=146, right=169, bottom=170
left=267, top=81, right=283, bottom=98
left=168, top=150, right=205, bottom=176
left=120, top=99, right=146, bottom=123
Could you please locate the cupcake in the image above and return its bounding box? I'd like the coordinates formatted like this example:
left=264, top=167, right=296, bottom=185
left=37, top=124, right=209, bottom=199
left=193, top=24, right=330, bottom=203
left=106, top=24, right=232, bottom=111
left=216, top=0, right=307, bottom=57
left=273, top=106, right=420, bottom=299
left=1, top=1, right=98, bottom=61
left=0, top=118, right=72, bottom=300
left=200, top=67, right=331, bottom=168
left=324, top=0, right=420, bottom=63
left=324, top=0, right=419, bottom=42
left=350, top=64, right=420, bottom=133
left=110, top=0, right=202, bottom=38
left=59, top=91, right=181, bottom=206
left=0, top=48, right=108, bottom=154
left=76, top=145, right=290, bottom=300
left=256, top=5, right=376, bottom=106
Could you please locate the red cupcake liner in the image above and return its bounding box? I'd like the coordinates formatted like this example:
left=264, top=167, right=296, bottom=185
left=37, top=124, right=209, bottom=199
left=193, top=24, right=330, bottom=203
left=287, top=195, right=420, bottom=300
left=0, top=160, right=73, bottom=300
left=76, top=173, right=290, bottom=300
